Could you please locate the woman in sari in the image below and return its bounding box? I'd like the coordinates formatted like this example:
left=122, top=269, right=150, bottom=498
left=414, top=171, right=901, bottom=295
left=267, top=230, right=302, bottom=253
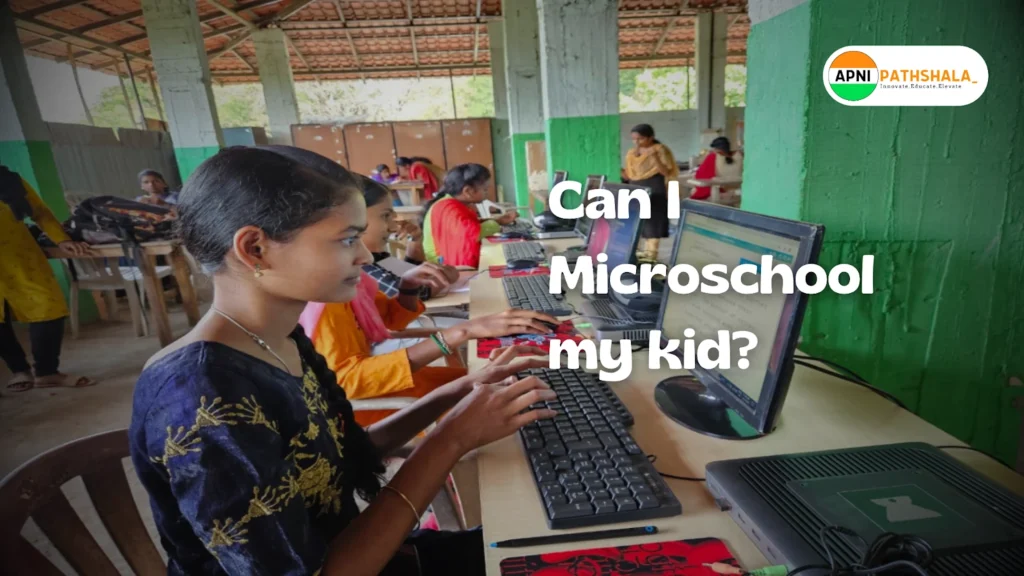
left=395, top=156, right=440, bottom=201
left=421, top=163, right=516, bottom=269
left=129, top=146, right=556, bottom=575
left=624, top=123, right=679, bottom=261
left=277, top=163, right=557, bottom=427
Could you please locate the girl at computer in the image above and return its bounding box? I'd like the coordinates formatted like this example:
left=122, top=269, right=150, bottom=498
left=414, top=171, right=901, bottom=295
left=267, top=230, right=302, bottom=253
left=421, top=163, right=518, bottom=269
left=128, top=147, right=557, bottom=575
left=624, top=123, right=679, bottom=261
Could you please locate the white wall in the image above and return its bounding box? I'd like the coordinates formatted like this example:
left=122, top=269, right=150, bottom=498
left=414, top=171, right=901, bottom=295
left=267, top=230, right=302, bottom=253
left=620, top=107, right=744, bottom=167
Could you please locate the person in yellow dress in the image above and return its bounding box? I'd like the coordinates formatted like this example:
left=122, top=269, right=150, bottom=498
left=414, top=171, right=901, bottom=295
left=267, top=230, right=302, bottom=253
left=624, top=123, right=679, bottom=261
left=0, top=166, right=95, bottom=393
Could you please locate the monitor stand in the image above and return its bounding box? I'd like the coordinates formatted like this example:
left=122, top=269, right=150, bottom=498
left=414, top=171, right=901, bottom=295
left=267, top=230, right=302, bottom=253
left=654, top=375, right=766, bottom=440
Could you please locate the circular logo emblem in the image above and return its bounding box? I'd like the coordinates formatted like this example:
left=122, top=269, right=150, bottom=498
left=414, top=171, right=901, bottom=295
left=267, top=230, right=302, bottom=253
left=829, top=51, right=878, bottom=101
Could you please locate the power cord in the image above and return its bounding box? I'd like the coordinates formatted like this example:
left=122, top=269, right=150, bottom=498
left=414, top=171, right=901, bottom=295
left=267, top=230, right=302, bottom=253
left=792, top=359, right=909, bottom=412
left=935, top=444, right=1016, bottom=472
left=647, top=454, right=705, bottom=482
left=766, top=527, right=933, bottom=575
left=793, top=353, right=868, bottom=383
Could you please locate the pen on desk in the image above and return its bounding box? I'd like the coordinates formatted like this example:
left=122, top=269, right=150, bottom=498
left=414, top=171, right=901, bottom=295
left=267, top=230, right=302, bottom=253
left=489, top=525, right=657, bottom=548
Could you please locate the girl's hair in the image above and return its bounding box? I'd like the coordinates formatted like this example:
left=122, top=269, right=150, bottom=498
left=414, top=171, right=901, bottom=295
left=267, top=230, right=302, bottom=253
left=0, top=165, right=32, bottom=221
left=710, top=136, right=734, bottom=164
left=374, top=163, right=390, bottom=173
left=137, top=169, right=167, bottom=187
left=422, top=162, right=491, bottom=218
left=176, top=146, right=359, bottom=274
left=410, top=156, right=432, bottom=164
left=395, top=156, right=412, bottom=167
left=356, top=173, right=391, bottom=207
left=630, top=123, right=661, bottom=145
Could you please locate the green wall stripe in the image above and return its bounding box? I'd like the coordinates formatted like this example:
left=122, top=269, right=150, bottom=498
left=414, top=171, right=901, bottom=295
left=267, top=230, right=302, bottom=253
left=174, top=146, right=221, bottom=183
left=510, top=132, right=544, bottom=208
left=490, top=119, right=516, bottom=203
left=545, top=115, right=620, bottom=210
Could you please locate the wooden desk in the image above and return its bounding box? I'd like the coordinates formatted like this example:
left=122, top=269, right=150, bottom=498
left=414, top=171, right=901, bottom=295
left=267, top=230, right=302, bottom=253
left=390, top=180, right=426, bottom=206
left=393, top=205, right=424, bottom=222
left=468, top=241, right=1024, bottom=574
left=45, top=240, right=200, bottom=347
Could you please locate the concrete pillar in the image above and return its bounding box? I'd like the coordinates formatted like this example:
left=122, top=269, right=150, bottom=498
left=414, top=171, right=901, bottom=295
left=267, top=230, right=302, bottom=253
left=488, top=21, right=515, bottom=203
left=695, top=11, right=728, bottom=138
left=253, top=28, right=300, bottom=146
left=503, top=0, right=545, bottom=208
left=141, top=0, right=223, bottom=182
left=538, top=0, right=619, bottom=208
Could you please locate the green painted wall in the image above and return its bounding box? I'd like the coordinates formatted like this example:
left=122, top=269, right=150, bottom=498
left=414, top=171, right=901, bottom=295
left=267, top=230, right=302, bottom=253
left=743, top=0, right=1024, bottom=463
left=174, top=146, right=221, bottom=183
left=511, top=132, right=544, bottom=208
left=545, top=115, right=621, bottom=209
left=490, top=118, right=516, bottom=204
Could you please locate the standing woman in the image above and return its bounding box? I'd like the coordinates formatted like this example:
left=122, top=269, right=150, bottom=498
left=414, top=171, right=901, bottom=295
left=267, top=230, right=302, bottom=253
left=0, top=166, right=95, bottom=392
left=624, top=124, right=679, bottom=261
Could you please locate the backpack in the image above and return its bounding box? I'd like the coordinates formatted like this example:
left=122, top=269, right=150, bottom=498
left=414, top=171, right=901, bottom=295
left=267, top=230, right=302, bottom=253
left=65, top=196, right=175, bottom=244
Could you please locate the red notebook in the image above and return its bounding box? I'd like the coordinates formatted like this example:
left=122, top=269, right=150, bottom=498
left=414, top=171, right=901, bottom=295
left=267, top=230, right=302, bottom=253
left=477, top=320, right=583, bottom=359
left=498, top=537, right=742, bottom=575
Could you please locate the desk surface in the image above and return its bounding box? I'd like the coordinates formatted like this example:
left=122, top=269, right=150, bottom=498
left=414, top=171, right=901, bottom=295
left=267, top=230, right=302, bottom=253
left=469, top=239, right=1024, bottom=574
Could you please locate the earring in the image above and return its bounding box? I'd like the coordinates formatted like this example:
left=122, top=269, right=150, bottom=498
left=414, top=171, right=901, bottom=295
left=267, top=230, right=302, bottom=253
left=254, top=263, right=264, bottom=278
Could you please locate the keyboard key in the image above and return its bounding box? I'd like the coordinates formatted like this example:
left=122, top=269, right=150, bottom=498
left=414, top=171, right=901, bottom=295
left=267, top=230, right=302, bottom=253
left=590, top=490, right=611, bottom=501
left=599, top=434, right=622, bottom=448
left=610, top=486, right=632, bottom=497
left=615, top=498, right=638, bottom=512
left=549, top=503, right=594, bottom=519
left=623, top=474, right=645, bottom=486
left=545, top=495, right=568, bottom=506
left=564, top=482, right=584, bottom=493
left=567, top=491, right=589, bottom=504
left=553, top=458, right=572, bottom=471
left=537, top=470, right=557, bottom=483
left=637, top=495, right=660, bottom=509
left=594, top=499, right=616, bottom=515
left=606, top=479, right=626, bottom=489
left=566, top=439, right=604, bottom=452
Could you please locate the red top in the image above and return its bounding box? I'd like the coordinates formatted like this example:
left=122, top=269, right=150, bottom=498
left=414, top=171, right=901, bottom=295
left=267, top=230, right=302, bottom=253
left=409, top=162, right=439, bottom=200
left=691, top=152, right=717, bottom=200
left=429, top=197, right=484, bottom=268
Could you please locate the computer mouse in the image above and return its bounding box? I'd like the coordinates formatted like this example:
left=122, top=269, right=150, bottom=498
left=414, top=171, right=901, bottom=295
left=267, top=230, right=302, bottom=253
left=507, top=259, right=540, bottom=270
left=538, top=320, right=560, bottom=331
left=499, top=231, right=530, bottom=240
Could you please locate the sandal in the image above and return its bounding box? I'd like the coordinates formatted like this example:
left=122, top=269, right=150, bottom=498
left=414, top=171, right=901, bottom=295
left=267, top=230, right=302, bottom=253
left=5, top=372, right=34, bottom=393
left=34, top=373, right=97, bottom=389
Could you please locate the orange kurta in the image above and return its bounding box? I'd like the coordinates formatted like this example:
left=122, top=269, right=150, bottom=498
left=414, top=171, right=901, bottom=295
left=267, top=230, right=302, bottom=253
left=311, top=291, right=466, bottom=426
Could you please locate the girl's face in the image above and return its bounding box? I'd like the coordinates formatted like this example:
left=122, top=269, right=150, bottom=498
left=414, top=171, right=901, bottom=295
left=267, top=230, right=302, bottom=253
left=631, top=132, right=653, bottom=147
left=459, top=180, right=490, bottom=204
left=363, top=200, right=396, bottom=253
left=380, top=167, right=391, bottom=179
left=397, top=165, right=410, bottom=178
left=141, top=175, right=167, bottom=195
left=255, top=195, right=373, bottom=304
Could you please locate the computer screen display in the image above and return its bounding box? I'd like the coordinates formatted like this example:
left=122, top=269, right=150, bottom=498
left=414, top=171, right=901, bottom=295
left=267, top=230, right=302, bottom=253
left=584, top=183, right=645, bottom=268
left=660, top=210, right=803, bottom=411
left=575, top=175, right=607, bottom=240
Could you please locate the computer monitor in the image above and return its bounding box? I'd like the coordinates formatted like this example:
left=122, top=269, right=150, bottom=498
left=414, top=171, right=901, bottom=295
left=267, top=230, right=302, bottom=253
left=584, top=182, right=647, bottom=267
left=552, top=170, right=568, bottom=185
left=653, top=200, right=823, bottom=439
left=574, top=175, right=607, bottom=240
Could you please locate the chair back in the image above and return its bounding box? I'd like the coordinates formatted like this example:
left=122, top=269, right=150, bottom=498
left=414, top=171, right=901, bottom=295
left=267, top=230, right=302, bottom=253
left=387, top=239, right=407, bottom=260
left=66, top=258, right=130, bottom=291
left=0, top=429, right=165, bottom=576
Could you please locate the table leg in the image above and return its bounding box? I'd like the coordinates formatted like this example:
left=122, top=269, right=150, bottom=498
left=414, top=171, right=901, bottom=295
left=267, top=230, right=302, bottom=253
left=170, top=248, right=201, bottom=327
left=137, top=252, right=173, bottom=346
left=411, top=187, right=421, bottom=206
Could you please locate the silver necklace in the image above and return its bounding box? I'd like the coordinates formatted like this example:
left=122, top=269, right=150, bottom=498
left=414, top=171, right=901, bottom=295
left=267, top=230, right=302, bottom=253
left=211, top=307, right=294, bottom=375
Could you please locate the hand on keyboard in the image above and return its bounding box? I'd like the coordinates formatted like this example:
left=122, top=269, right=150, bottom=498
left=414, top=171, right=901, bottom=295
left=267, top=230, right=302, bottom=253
left=437, top=372, right=558, bottom=454
left=460, top=309, right=560, bottom=340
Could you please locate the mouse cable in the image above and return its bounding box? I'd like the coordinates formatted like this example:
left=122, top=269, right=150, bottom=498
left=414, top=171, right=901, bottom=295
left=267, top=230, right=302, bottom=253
left=780, top=527, right=932, bottom=576
left=934, top=444, right=1016, bottom=472
left=792, top=354, right=868, bottom=383
left=792, top=359, right=909, bottom=412
left=647, top=454, right=705, bottom=482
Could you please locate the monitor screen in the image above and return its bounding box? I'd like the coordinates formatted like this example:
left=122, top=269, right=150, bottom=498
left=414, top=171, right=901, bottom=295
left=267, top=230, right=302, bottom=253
left=575, top=175, right=607, bottom=240
left=660, top=210, right=802, bottom=410
left=584, top=183, right=646, bottom=269
left=552, top=170, right=568, bottom=185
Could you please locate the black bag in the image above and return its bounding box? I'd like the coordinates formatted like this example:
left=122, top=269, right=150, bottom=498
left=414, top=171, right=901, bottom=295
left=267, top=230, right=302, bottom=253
left=65, top=195, right=175, bottom=244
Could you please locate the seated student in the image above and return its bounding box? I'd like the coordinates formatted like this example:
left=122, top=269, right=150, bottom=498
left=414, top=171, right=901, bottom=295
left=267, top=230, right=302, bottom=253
left=267, top=156, right=558, bottom=427
left=370, top=163, right=395, bottom=184
left=422, top=163, right=517, bottom=269
left=136, top=169, right=179, bottom=207
left=692, top=136, right=743, bottom=201
left=129, top=146, right=556, bottom=575
left=395, top=156, right=440, bottom=201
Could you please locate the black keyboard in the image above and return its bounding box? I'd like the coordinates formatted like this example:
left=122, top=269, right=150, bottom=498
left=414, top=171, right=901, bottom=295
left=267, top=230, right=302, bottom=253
left=502, top=275, right=572, bottom=316
left=503, top=241, right=546, bottom=262
left=518, top=368, right=683, bottom=529
left=502, top=221, right=535, bottom=235
left=588, top=298, right=657, bottom=325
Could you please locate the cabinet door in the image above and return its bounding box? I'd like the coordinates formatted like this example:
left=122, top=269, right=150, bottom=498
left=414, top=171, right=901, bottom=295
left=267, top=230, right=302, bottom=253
left=291, top=124, right=348, bottom=167
left=442, top=118, right=495, bottom=201
left=393, top=121, right=446, bottom=169
left=342, top=123, right=396, bottom=177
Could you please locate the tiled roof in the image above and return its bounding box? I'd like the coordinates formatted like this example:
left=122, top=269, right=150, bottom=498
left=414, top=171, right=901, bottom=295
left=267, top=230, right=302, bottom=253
left=12, top=0, right=747, bottom=83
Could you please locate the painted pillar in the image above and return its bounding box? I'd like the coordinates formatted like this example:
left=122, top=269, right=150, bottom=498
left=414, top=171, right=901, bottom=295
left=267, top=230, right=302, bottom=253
left=0, top=3, right=94, bottom=318
left=743, top=0, right=1024, bottom=463
left=503, top=0, right=545, bottom=208
left=253, top=28, right=300, bottom=146
left=694, top=11, right=727, bottom=137
left=488, top=21, right=515, bottom=203
left=141, top=0, right=223, bottom=182
left=538, top=0, right=619, bottom=209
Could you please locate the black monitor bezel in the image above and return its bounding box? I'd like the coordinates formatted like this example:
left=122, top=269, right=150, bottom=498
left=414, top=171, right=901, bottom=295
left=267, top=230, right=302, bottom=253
left=654, top=200, right=824, bottom=434
left=552, top=170, right=568, bottom=185
left=575, top=174, right=607, bottom=240
left=588, top=182, right=649, bottom=308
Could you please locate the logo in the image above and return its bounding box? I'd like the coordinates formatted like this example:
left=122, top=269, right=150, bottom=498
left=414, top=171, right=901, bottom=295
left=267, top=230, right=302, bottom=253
left=823, top=46, right=988, bottom=106
left=829, top=51, right=877, bottom=102
left=871, top=496, right=942, bottom=523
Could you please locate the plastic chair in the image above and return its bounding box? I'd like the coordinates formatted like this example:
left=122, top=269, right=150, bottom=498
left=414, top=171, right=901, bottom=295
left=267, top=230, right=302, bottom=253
left=0, top=429, right=166, bottom=576
left=64, top=259, right=148, bottom=338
